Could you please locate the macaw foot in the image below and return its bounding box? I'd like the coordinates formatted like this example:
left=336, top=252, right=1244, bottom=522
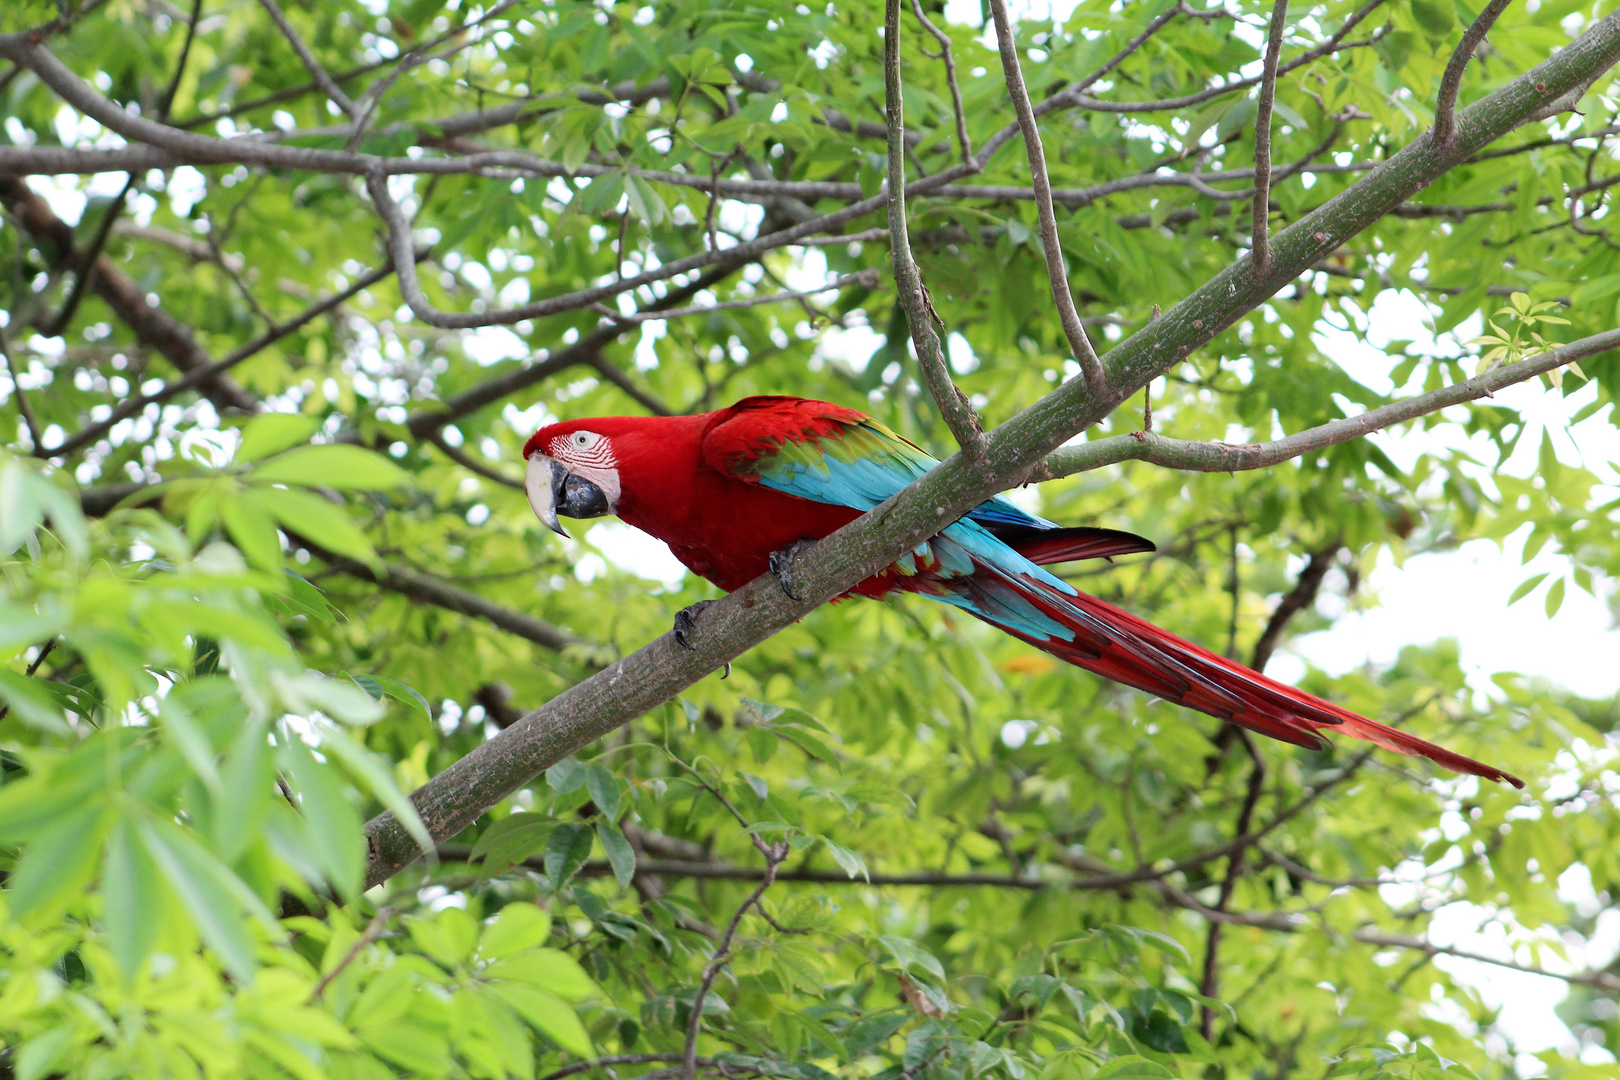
left=768, top=538, right=816, bottom=602
left=672, top=600, right=716, bottom=650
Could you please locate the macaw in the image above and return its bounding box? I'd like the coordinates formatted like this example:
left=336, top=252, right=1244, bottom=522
left=523, top=395, right=1521, bottom=788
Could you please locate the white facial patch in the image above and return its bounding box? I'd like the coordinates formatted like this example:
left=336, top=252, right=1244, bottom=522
left=548, top=430, right=621, bottom=509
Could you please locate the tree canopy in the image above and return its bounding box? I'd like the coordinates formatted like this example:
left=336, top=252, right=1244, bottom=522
left=3, top=0, right=1620, bottom=1078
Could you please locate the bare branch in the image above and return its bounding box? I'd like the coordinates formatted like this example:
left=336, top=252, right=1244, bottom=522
left=1251, top=0, right=1289, bottom=274
left=308, top=906, right=394, bottom=1000
left=909, top=0, right=972, bottom=164
left=683, top=841, right=790, bottom=1080
left=0, top=317, right=42, bottom=451
left=884, top=0, right=986, bottom=457
left=1250, top=542, right=1342, bottom=672
left=1435, top=0, right=1515, bottom=146
left=1038, top=328, right=1620, bottom=481
left=255, top=0, right=360, bottom=119
left=0, top=177, right=259, bottom=416
left=987, top=0, right=1108, bottom=398
left=1351, top=930, right=1620, bottom=992
left=590, top=272, right=877, bottom=324
left=296, top=537, right=590, bottom=655
left=44, top=258, right=404, bottom=459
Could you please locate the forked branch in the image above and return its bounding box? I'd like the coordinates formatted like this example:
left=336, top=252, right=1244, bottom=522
left=1435, top=0, right=1515, bottom=145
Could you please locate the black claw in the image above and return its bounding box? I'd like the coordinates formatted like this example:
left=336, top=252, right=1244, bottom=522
left=768, top=539, right=815, bottom=602
left=673, top=600, right=715, bottom=650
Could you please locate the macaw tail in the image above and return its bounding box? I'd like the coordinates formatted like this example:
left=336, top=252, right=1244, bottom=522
left=969, top=568, right=1523, bottom=788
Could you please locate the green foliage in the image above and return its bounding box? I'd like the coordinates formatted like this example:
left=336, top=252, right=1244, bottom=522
left=3, top=0, right=1620, bottom=1078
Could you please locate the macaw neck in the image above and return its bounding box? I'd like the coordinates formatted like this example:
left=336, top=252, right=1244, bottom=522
left=609, top=413, right=716, bottom=538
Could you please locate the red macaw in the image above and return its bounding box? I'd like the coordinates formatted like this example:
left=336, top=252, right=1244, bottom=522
left=523, top=395, right=1521, bottom=788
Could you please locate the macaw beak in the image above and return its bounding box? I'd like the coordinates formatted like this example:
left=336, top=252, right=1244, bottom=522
left=525, top=454, right=611, bottom=539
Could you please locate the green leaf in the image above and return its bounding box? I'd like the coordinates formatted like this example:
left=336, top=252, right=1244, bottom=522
left=235, top=414, right=321, bottom=464
left=485, top=947, right=597, bottom=1000
left=595, top=819, right=636, bottom=888
left=1090, top=1055, right=1176, bottom=1080
left=878, top=934, right=945, bottom=980
left=546, top=756, right=587, bottom=794
left=14, top=1028, right=75, bottom=1080
left=1545, top=576, right=1567, bottom=617
left=478, top=903, right=553, bottom=960
left=277, top=731, right=365, bottom=898
left=583, top=762, right=621, bottom=820
left=5, top=798, right=107, bottom=918
left=102, top=816, right=164, bottom=978
left=1507, top=573, right=1548, bottom=605
left=136, top=817, right=263, bottom=981
left=247, top=444, right=412, bottom=490
left=251, top=486, right=379, bottom=568
left=483, top=981, right=595, bottom=1057
left=470, top=812, right=554, bottom=870
left=543, top=822, right=593, bottom=889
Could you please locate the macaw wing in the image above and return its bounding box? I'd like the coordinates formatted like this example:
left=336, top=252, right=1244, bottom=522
left=702, top=395, right=1078, bottom=532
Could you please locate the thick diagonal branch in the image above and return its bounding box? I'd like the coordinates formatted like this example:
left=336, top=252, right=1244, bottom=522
left=986, top=0, right=1108, bottom=398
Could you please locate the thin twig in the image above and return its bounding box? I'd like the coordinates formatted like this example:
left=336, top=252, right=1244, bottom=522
left=256, top=0, right=359, bottom=119
left=1434, top=0, right=1515, bottom=146
left=0, top=639, right=57, bottom=724
left=986, top=0, right=1108, bottom=398
left=424, top=431, right=524, bottom=490
left=1250, top=0, right=1289, bottom=275
left=1200, top=734, right=1267, bottom=1040
left=46, top=258, right=403, bottom=458
left=883, top=0, right=987, bottom=457
left=589, top=272, right=877, bottom=324
left=1038, top=327, right=1620, bottom=480
left=909, top=0, right=972, bottom=164
left=0, top=316, right=42, bottom=450
left=682, top=840, right=790, bottom=1080
left=308, top=907, right=395, bottom=1000
left=43, top=0, right=202, bottom=338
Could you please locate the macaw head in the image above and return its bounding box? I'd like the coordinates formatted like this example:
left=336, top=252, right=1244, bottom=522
left=522, top=420, right=625, bottom=538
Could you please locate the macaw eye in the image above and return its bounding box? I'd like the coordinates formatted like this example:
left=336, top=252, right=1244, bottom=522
left=571, top=432, right=599, bottom=449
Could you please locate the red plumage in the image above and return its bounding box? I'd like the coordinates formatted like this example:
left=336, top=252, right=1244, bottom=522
left=526, top=396, right=1522, bottom=788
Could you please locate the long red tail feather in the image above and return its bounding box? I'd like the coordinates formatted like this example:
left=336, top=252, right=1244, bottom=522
left=975, top=571, right=1523, bottom=788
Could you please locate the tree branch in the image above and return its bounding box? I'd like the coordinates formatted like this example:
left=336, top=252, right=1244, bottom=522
left=884, top=0, right=986, bottom=457
left=1251, top=0, right=1289, bottom=273
left=909, top=0, right=971, bottom=164
left=1035, top=327, right=1620, bottom=481
left=255, top=0, right=359, bottom=119
left=1250, top=542, right=1342, bottom=672
left=46, top=257, right=404, bottom=459
left=683, top=840, right=790, bottom=1080
left=358, top=13, right=1620, bottom=889
left=589, top=271, right=877, bottom=325
left=1434, top=0, right=1515, bottom=146
left=0, top=177, right=259, bottom=416
left=297, top=539, right=590, bottom=655
left=986, top=0, right=1108, bottom=399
